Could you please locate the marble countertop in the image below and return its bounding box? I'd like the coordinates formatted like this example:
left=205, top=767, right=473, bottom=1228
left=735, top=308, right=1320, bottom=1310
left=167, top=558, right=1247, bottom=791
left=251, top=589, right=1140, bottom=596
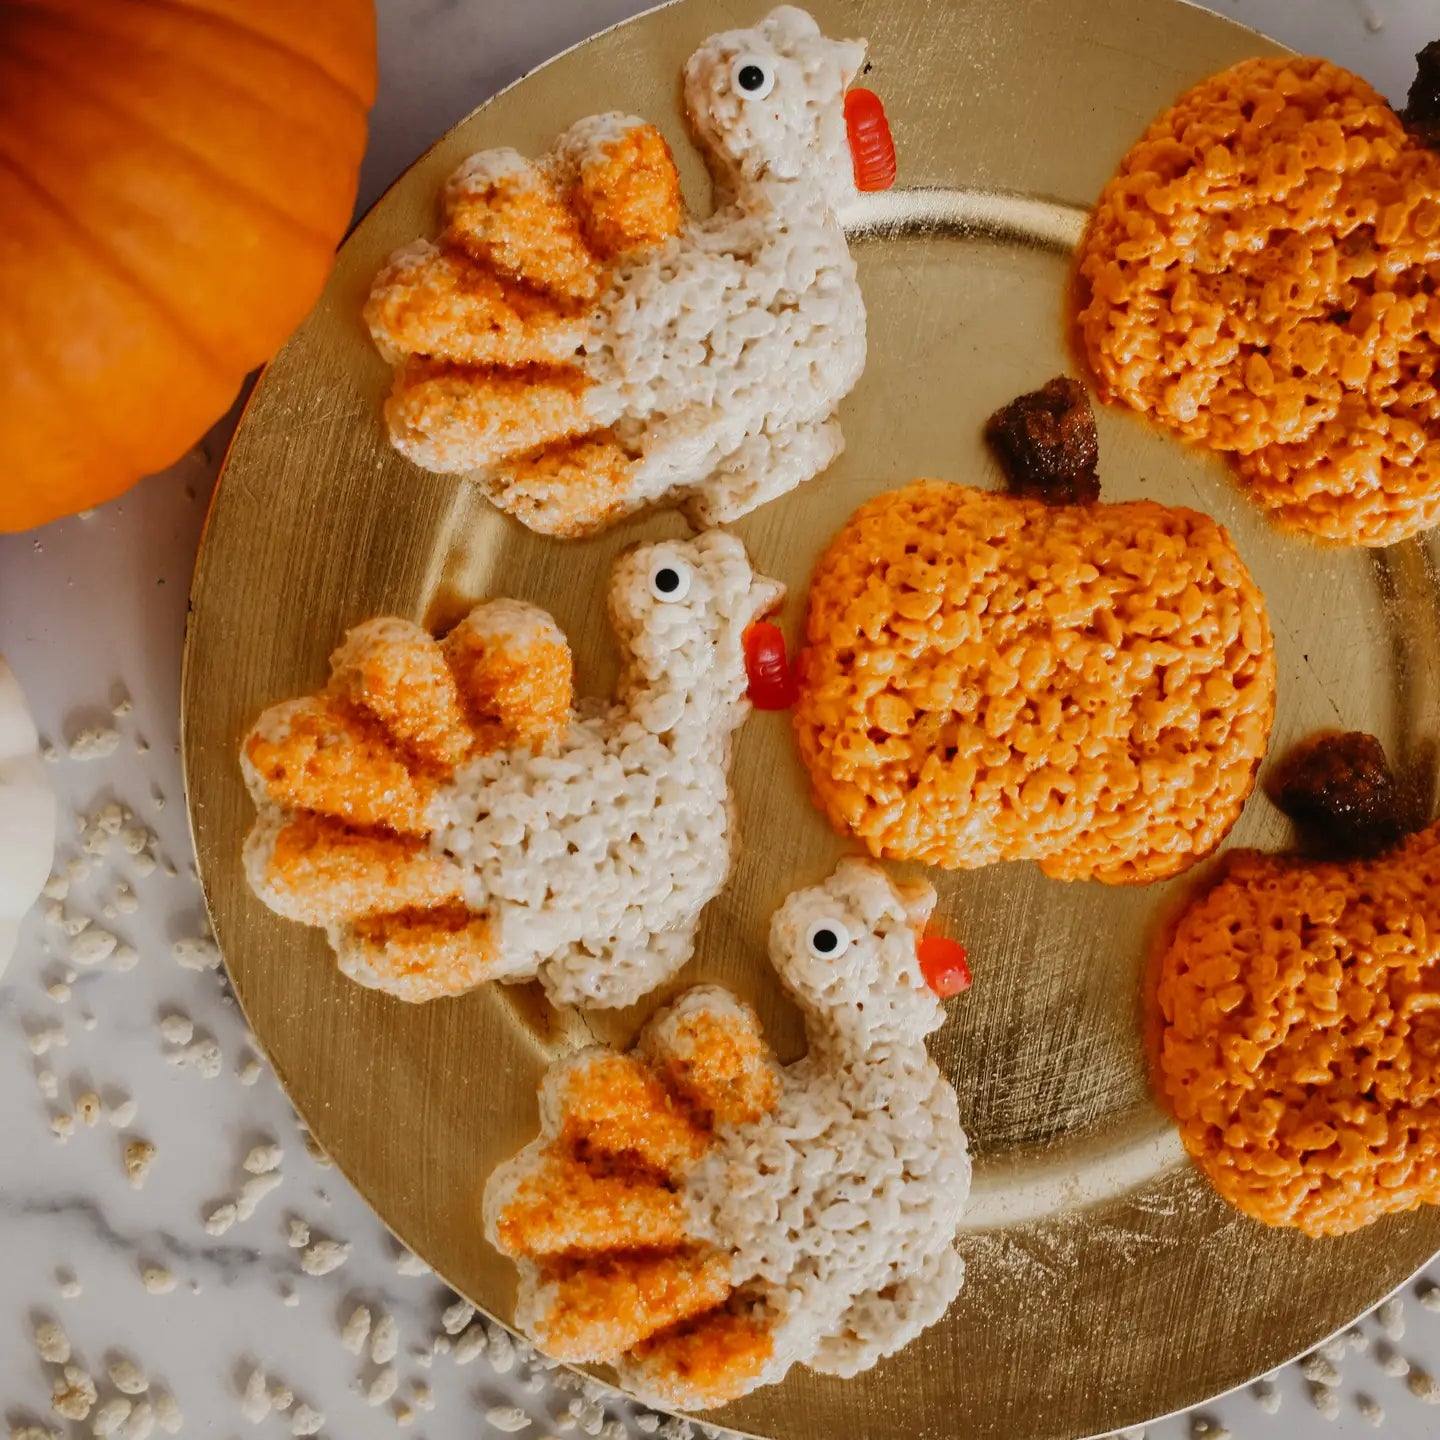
left=3, top=0, right=1440, bottom=1436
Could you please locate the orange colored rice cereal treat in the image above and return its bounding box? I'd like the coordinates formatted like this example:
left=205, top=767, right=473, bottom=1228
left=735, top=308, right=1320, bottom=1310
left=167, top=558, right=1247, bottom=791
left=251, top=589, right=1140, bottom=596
left=1156, top=733, right=1440, bottom=1236
left=793, top=476, right=1275, bottom=884
left=1075, top=54, right=1440, bottom=546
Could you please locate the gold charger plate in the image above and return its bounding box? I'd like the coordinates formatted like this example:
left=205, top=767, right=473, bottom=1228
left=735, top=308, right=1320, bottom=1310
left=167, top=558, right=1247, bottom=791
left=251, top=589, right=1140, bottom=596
left=182, top=1, right=1440, bottom=1435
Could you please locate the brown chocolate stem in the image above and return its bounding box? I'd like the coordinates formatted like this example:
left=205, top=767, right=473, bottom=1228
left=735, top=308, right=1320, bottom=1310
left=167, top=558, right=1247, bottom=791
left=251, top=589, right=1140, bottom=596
left=1266, top=731, right=1420, bottom=861
left=1401, top=40, right=1440, bottom=150
left=984, top=376, right=1101, bottom=506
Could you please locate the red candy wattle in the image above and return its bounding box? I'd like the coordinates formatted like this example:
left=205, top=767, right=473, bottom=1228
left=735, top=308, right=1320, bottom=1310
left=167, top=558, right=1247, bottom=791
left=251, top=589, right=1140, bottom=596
left=844, top=88, right=896, bottom=192
left=743, top=622, right=799, bottom=710
left=918, top=935, right=971, bottom=997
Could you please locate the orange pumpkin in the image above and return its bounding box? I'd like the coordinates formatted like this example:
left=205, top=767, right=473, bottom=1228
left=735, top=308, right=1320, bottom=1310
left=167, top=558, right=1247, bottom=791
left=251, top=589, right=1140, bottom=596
left=0, top=0, right=377, bottom=531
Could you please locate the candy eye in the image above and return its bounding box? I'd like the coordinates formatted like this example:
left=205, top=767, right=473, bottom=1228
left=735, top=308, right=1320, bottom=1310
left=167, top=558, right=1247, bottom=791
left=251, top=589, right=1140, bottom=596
left=731, top=54, right=775, bottom=100
left=805, top=918, right=850, bottom=960
left=647, top=558, right=692, bottom=603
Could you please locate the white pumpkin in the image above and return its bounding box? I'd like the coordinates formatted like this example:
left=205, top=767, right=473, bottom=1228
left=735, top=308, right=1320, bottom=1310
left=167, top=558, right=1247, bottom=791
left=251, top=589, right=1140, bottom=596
left=0, top=656, right=56, bottom=979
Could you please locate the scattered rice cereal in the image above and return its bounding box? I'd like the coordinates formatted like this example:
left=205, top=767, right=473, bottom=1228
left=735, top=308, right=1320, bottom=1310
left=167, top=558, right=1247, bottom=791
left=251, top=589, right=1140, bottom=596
left=204, top=1204, right=237, bottom=1237
left=69, top=728, right=121, bottom=760
left=237, top=1172, right=283, bottom=1220
left=301, top=1240, right=350, bottom=1276
left=124, top=1401, right=156, bottom=1440
left=153, top=1393, right=182, bottom=1434
left=1375, top=1341, right=1409, bottom=1377
left=51, top=1365, right=97, bottom=1420
left=33, top=1318, right=70, bottom=1364
left=1410, top=1368, right=1440, bottom=1403
left=1376, top=1297, right=1405, bottom=1339
left=70, top=929, right=117, bottom=967
left=290, top=1405, right=324, bottom=1437
left=486, top=1409, right=532, bottom=1435
left=124, top=1141, right=157, bottom=1189
left=140, top=1265, right=175, bottom=1295
left=240, top=1368, right=271, bottom=1424
left=371, top=1314, right=399, bottom=1365
left=453, top=1326, right=486, bottom=1365
left=109, top=1359, right=148, bottom=1395
left=243, top=1143, right=283, bottom=1174
left=171, top=937, right=220, bottom=972
left=92, top=1399, right=132, bottom=1437
left=364, top=1368, right=398, bottom=1407
left=394, top=1248, right=430, bottom=1276
left=159, top=1015, right=193, bottom=1046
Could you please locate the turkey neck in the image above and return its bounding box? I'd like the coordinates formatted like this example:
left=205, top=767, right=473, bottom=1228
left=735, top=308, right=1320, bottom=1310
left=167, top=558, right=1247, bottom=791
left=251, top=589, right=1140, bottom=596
left=614, top=637, right=750, bottom=754
left=711, top=170, right=845, bottom=235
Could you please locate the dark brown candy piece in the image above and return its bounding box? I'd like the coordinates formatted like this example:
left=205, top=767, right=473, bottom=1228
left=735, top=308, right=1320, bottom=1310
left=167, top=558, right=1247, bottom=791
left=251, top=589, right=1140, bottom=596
left=984, top=376, right=1100, bottom=506
left=1267, top=731, right=1416, bottom=861
left=1401, top=39, right=1440, bottom=150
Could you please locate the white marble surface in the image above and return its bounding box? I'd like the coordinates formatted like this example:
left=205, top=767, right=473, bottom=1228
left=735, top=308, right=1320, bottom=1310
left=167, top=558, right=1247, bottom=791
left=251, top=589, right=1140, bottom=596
left=3, top=0, right=1440, bottom=1436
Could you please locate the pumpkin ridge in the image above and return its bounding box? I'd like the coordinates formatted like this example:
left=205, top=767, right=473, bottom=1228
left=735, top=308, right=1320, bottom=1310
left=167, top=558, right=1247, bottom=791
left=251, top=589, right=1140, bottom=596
left=4, top=0, right=371, bottom=155
left=0, top=29, right=343, bottom=252
left=122, top=0, right=376, bottom=110
left=0, top=145, right=232, bottom=380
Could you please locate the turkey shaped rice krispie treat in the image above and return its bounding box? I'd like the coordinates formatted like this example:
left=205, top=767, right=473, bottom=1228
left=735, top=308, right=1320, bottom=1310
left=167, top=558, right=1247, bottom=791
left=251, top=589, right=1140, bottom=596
left=241, top=532, right=780, bottom=1009
left=484, top=858, right=970, bottom=1410
left=366, top=6, right=895, bottom=536
left=793, top=383, right=1277, bottom=884
left=1075, top=53, right=1440, bottom=546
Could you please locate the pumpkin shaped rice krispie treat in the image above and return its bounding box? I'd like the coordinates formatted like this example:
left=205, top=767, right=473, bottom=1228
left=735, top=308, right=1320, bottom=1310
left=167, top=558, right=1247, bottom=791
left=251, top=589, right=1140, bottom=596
left=484, top=859, right=970, bottom=1409
left=792, top=382, right=1277, bottom=884
left=1075, top=54, right=1440, bottom=546
left=1156, top=732, right=1440, bottom=1236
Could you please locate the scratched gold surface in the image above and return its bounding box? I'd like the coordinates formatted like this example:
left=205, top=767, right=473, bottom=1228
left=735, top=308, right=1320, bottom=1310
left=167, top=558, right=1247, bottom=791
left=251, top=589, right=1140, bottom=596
left=181, top=1, right=1440, bottom=1435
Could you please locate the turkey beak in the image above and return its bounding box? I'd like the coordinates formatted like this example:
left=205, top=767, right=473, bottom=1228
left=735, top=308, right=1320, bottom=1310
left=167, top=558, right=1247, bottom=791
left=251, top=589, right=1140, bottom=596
left=895, top=880, right=937, bottom=939
left=747, top=576, right=786, bottom=622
